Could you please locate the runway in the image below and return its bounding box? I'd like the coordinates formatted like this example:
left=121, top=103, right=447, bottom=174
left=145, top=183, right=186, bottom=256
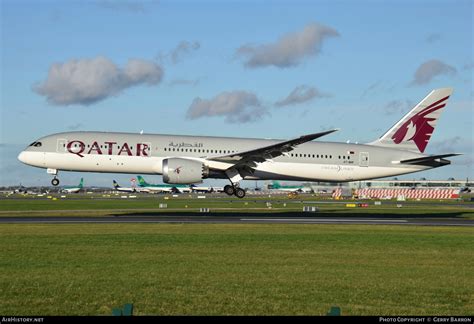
left=1, top=215, right=473, bottom=226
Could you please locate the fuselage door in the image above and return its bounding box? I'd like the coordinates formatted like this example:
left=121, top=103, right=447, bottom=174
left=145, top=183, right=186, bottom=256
left=57, top=139, right=68, bottom=153
left=359, top=152, right=369, bottom=167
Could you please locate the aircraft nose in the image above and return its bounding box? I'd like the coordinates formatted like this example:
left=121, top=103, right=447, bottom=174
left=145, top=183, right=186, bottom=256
left=18, top=151, right=27, bottom=164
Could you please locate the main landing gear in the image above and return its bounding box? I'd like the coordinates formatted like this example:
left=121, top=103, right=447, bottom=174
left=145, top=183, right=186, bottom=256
left=224, top=168, right=246, bottom=198
left=51, top=177, right=60, bottom=186
left=223, top=184, right=246, bottom=198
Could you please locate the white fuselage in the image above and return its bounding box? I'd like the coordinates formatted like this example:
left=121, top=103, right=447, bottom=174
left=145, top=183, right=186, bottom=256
left=18, top=131, right=434, bottom=183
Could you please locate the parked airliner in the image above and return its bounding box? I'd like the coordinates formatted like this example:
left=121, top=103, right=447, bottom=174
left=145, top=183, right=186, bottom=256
left=61, top=178, right=83, bottom=193
left=18, top=88, right=460, bottom=198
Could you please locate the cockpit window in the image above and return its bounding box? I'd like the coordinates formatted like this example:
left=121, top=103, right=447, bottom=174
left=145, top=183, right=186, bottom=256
left=29, top=142, right=42, bottom=147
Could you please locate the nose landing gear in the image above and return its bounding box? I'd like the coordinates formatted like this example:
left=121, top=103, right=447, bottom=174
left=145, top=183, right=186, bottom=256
left=47, top=168, right=60, bottom=186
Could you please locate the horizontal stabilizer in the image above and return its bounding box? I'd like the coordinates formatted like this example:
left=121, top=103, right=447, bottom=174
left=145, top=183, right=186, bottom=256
left=397, top=153, right=462, bottom=167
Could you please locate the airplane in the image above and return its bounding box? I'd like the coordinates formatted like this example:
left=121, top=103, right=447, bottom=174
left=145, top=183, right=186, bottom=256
left=190, top=184, right=225, bottom=193
left=18, top=88, right=461, bottom=199
left=267, top=181, right=312, bottom=193
left=113, top=180, right=140, bottom=193
left=12, top=184, right=28, bottom=194
left=62, top=178, right=83, bottom=193
left=136, top=175, right=192, bottom=193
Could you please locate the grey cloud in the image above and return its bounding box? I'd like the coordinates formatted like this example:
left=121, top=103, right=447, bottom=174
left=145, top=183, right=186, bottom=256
left=383, top=100, right=414, bottom=115
left=426, top=33, right=441, bottom=44
left=186, top=91, right=267, bottom=123
left=171, top=41, right=200, bottom=64
left=236, top=22, right=339, bottom=68
left=410, top=59, right=456, bottom=85
left=34, top=56, right=163, bottom=105
left=462, top=62, right=474, bottom=71
left=361, top=81, right=382, bottom=98
left=168, top=78, right=200, bottom=87
left=67, top=123, right=83, bottom=130
left=275, top=85, right=329, bottom=107
left=96, top=0, right=159, bottom=13
left=431, top=136, right=471, bottom=154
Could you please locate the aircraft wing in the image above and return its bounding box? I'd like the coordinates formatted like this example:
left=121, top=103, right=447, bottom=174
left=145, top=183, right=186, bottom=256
left=208, top=129, right=338, bottom=169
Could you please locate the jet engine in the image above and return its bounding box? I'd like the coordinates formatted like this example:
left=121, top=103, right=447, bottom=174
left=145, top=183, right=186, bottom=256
left=162, top=158, right=209, bottom=184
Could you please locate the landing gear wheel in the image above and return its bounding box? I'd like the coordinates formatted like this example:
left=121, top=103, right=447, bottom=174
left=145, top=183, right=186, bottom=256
left=224, top=185, right=235, bottom=196
left=51, top=178, right=60, bottom=186
left=235, top=187, right=246, bottom=199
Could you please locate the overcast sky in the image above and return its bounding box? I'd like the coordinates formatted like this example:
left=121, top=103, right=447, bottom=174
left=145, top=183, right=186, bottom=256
left=1, top=0, right=472, bottom=188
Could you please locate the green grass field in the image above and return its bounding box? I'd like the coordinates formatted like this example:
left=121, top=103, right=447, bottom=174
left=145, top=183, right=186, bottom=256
left=1, top=195, right=472, bottom=315
left=0, top=223, right=473, bottom=315
left=1, top=195, right=473, bottom=219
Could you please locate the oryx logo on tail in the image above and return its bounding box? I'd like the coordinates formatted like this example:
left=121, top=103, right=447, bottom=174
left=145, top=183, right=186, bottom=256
left=391, top=95, right=449, bottom=153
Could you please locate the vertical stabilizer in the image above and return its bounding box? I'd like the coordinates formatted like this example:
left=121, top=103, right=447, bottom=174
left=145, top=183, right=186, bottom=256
left=369, top=88, right=453, bottom=153
left=136, top=176, right=148, bottom=187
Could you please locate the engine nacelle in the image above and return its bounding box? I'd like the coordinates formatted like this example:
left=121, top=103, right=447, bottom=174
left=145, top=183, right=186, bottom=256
left=162, top=158, right=209, bottom=184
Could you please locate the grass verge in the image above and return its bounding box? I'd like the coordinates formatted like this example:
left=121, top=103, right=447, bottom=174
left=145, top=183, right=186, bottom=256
left=0, top=224, right=472, bottom=315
